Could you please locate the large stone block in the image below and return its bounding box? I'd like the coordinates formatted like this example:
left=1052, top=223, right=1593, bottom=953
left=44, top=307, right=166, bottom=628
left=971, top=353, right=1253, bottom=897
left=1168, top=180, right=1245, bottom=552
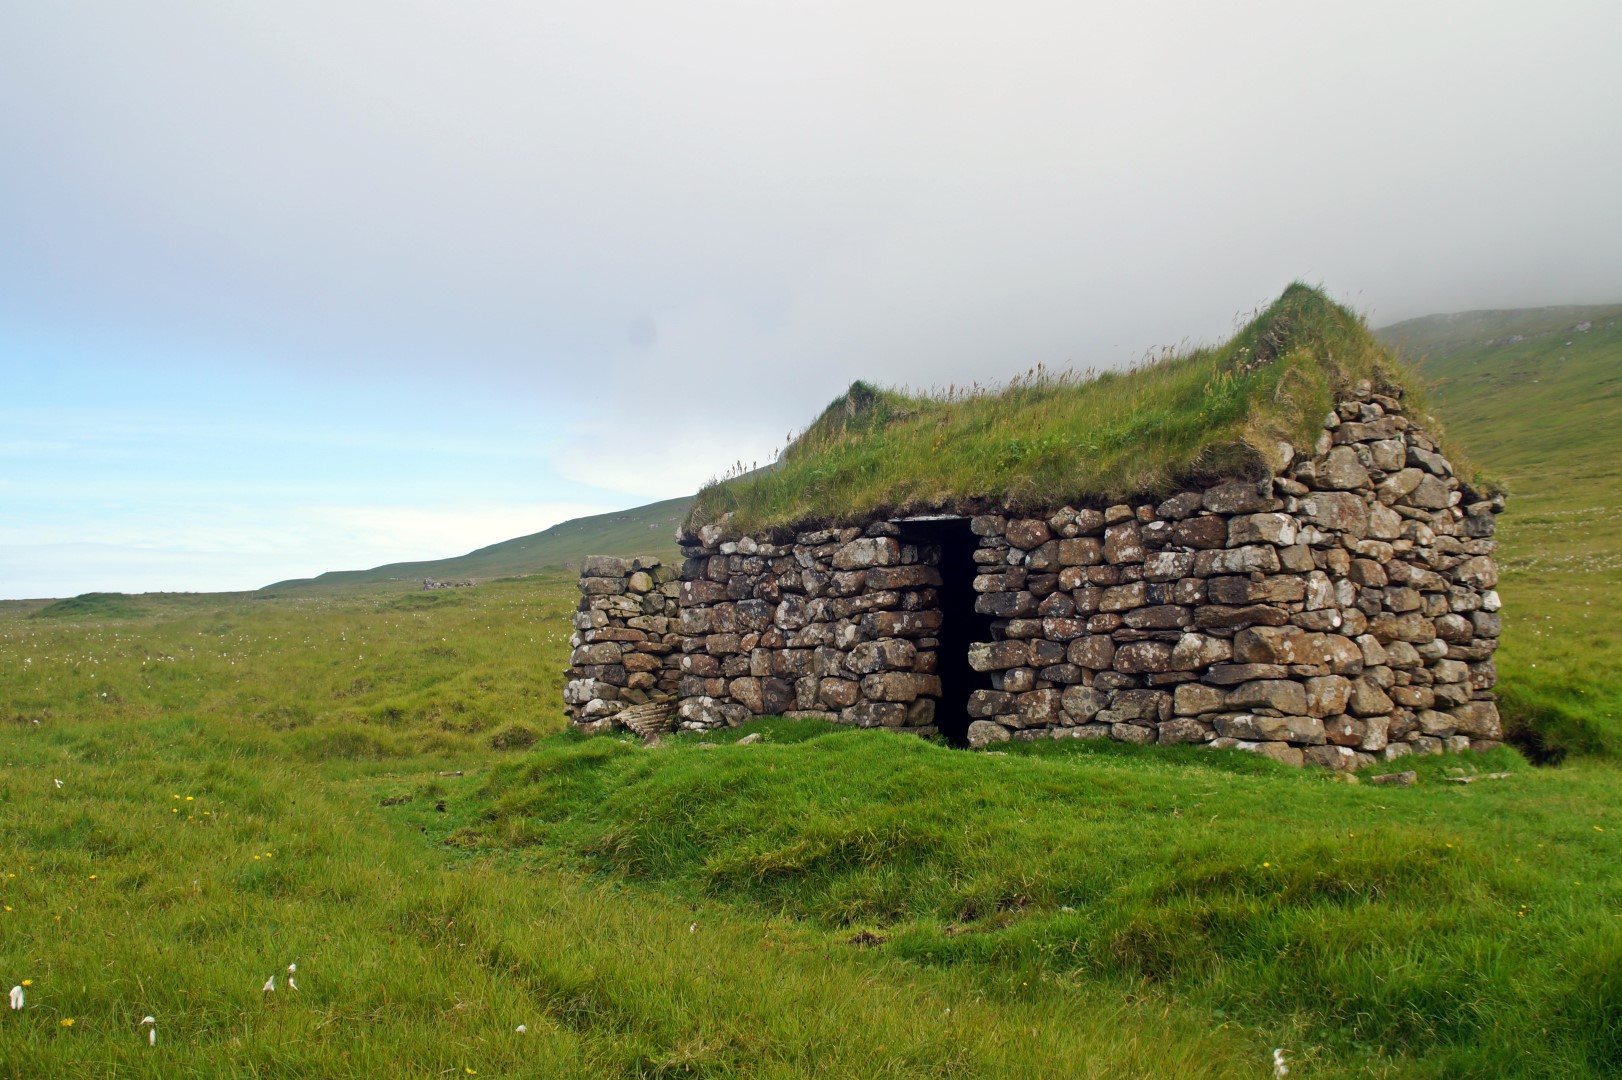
left=1213, top=713, right=1325, bottom=745
left=1193, top=546, right=1282, bottom=576
left=1318, top=445, right=1371, bottom=490
left=1174, top=682, right=1226, bottom=715
left=968, top=690, right=1016, bottom=717
left=846, top=637, right=918, bottom=674
left=1066, top=635, right=1117, bottom=670
left=1171, top=515, right=1229, bottom=549
left=831, top=537, right=902, bottom=570
left=1103, top=523, right=1146, bottom=564
left=1203, top=479, right=1277, bottom=514
left=1228, top=513, right=1299, bottom=546
left=1013, top=689, right=1066, bottom=727
left=680, top=579, right=729, bottom=606
left=843, top=702, right=908, bottom=728
left=1006, top=518, right=1053, bottom=549
left=968, top=640, right=1031, bottom=671
left=860, top=672, right=942, bottom=702
left=1304, top=675, right=1352, bottom=718
left=1061, top=686, right=1109, bottom=722
left=1450, top=701, right=1502, bottom=739
left=571, top=642, right=622, bottom=666
left=1059, top=537, right=1105, bottom=566
left=1232, top=626, right=1330, bottom=666
left=1114, top=641, right=1176, bottom=674
left=967, top=720, right=1011, bottom=747
left=1225, top=680, right=1309, bottom=715
left=1158, top=718, right=1212, bottom=745
left=975, top=591, right=1037, bottom=617
left=1346, top=677, right=1395, bottom=717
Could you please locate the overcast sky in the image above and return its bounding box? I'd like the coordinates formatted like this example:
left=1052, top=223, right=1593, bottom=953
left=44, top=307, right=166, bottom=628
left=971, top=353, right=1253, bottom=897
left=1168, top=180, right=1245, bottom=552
left=4, top=1, right=1620, bottom=598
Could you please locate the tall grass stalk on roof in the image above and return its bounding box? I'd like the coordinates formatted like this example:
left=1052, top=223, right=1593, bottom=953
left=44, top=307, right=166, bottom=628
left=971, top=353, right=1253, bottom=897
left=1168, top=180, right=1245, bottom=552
left=688, top=284, right=1419, bottom=535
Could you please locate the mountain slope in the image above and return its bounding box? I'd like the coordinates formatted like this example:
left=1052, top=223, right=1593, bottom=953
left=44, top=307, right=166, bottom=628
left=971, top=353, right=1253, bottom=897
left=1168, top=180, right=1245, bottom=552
left=263, top=495, right=691, bottom=591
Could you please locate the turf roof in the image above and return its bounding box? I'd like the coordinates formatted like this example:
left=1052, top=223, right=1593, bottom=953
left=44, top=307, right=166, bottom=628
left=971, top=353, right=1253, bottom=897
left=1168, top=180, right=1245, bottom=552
left=686, top=284, right=1451, bottom=535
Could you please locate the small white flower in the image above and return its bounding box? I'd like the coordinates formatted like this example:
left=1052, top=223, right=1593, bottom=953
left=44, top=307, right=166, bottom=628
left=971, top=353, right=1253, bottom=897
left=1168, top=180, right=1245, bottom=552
left=515, top=1024, right=527, bottom=1034
left=287, top=976, right=298, bottom=992
left=262, top=975, right=275, bottom=993
left=689, top=923, right=697, bottom=934
left=54, top=778, right=63, bottom=789
left=287, top=962, right=297, bottom=974
left=1273, top=1048, right=1289, bottom=1077
left=8, top=985, right=23, bottom=1010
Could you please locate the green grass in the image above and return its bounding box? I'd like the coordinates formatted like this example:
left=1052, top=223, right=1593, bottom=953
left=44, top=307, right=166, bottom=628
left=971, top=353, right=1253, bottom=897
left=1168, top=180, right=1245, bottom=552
left=0, top=580, right=1265, bottom=1077
left=1380, top=306, right=1622, bottom=760
left=471, top=721, right=1622, bottom=1076
left=688, top=285, right=1454, bottom=535
left=4, top=569, right=1622, bottom=1076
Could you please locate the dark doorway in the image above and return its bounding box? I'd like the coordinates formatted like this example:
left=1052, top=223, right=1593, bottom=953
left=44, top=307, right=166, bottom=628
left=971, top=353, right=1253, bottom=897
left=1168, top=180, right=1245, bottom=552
left=894, top=517, right=993, bottom=746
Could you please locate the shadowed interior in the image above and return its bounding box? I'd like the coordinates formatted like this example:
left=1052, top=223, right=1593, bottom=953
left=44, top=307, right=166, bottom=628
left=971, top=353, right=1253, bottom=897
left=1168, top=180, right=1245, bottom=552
left=896, top=517, right=992, bottom=746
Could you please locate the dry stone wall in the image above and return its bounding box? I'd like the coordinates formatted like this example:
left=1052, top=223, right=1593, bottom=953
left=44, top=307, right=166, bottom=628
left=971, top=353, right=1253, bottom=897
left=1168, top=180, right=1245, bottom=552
left=562, top=556, right=684, bottom=730
left=666, top=529, right=946, bottom=733
left=564, top=384, right=1504, bottom=769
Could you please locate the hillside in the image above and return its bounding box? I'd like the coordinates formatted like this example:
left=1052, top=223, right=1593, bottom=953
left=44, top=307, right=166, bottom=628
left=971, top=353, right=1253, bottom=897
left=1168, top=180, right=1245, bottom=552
left=1377, top=304, right=1622, bottom=759
left=263, top=495, right=690, bottom=591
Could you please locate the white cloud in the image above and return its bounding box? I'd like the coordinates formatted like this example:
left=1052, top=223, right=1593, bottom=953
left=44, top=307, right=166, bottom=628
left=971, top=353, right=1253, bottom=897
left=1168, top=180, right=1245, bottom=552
left=0, top=500, right=614, bottom=598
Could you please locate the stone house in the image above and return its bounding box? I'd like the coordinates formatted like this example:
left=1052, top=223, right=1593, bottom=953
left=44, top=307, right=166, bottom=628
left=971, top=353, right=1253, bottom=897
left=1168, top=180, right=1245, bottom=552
left=563, top=295, right=1505, bottom=768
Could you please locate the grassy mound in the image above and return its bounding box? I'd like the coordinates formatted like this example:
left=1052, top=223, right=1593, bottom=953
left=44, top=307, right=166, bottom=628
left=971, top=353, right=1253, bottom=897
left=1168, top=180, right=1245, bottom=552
left=688, top=284, right=1431, bottom=534
left=29, top=592, right=152, bottom=620
left=470, top=721, right=1622, bottom=1075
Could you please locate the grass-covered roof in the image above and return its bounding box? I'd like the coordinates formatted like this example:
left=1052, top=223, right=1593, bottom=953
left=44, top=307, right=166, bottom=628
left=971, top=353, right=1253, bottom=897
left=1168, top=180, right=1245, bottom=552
left=687, top=285, right=1450, bottom=534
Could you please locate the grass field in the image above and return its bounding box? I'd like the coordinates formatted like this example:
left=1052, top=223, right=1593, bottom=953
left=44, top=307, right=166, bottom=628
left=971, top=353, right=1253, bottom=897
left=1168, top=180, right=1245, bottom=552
left=4, top=569, right=1621, bottom=1077
left=4, top=300, right=1621, bottom=1076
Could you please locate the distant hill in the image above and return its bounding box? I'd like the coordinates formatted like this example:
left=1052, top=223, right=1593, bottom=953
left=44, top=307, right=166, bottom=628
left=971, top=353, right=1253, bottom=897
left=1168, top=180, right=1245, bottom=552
left=263, top=495, right=692, bottom=591
left=1376, top=302, right=1622, bottom=487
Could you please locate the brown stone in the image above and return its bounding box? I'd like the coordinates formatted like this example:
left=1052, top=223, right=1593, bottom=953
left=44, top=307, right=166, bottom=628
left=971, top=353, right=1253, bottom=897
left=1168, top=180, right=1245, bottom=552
left=1114, top=641, right=1176, bottom=674
left=1304, top=675, right=1352, bottom=717
left=968, top=640, right=1031, bottom=671
left=1346, top=678, right=1394, bottom=717
left=975, top=591, right=1037, bottom=617
left=1299, top=491, right=1369, bottom=535
left=1103, top=523, right=1146, bottom=564
left=1171, top=515, right=1229, bottom=549
left=1213, top=713, right=1325, bottom=744
left=860, top=672, right=942, bottom=702
left=1158, top=718, right=1211, bottom=745
left=1203, top=480, right=1277, bottom=514
left=1193, top=605, right=1291, bottom=630
left=1061, top=685, right=1110, bottom=722
left=1174, top=682, right=1226, bottom=715
left=1005, top=519, right=1053, bottom=549
left=1058, top=537, right=1104, bottom=566
left=1067, top=635, right=1117, bottom=670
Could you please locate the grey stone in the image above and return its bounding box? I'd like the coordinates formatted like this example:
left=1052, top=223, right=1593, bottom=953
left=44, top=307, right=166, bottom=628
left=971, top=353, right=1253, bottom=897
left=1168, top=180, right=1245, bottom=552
left=967, top=720, right=1012, bottom=748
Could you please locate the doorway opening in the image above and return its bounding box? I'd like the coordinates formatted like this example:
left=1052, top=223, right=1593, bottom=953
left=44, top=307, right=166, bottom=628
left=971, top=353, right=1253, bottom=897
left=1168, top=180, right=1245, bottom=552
left=894, top=517, right=994, bottom=747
